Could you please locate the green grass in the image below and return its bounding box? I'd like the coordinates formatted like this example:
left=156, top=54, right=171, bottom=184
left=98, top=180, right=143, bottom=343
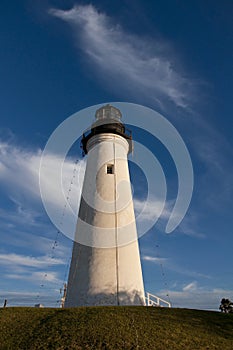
left=0, top=306, right=233, bottom=349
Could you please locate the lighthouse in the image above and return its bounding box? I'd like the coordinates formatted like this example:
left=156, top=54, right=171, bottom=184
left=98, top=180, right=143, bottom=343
left=65, top=104, right=145, bottom=306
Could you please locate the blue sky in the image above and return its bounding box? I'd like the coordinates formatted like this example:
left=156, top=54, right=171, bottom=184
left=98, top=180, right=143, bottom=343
left=0, top=0, right=233, bottom=310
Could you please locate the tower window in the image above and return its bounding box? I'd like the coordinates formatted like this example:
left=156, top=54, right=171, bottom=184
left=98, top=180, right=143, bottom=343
left=107, top=164, right=114, bottom=174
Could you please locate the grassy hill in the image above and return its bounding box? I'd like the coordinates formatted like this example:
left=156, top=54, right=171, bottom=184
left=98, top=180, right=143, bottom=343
left=0, top=306, right=233, bottom=350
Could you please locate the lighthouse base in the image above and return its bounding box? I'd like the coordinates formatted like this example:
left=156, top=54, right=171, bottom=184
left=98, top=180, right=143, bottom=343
left=65, top=242, right=145, bottom=307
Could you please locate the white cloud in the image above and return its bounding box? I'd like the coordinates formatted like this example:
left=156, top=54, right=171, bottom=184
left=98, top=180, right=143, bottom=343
left=134, top=198, right=170, bottom=223
left=190, top=125, right=233, bottom=211
left=0, top=253, right=65, bottom=268
left=183, top=281, right=198, bottom=292
left=50, top=5, right=194, bottom=109
left=142, top=255, right=167, bottom=263
left=134, top=198, right=205, bottom=239
left=1, top=252, right=64, bottom=298
left=158, top=286, right=233, bottom=311
left=5, top=271, right=60, bottom=284
left=0, top=201, right=44, bottom=228
left=177, top=212, right=206, bottom=239
left=0, top=290, right=61, bottom=307
left=0, top=140, right=86, bottom=221
left=0, top=141, right=42, bottom=199
left=173, top=265, right=210, bottom=279
left=142, top=252, right=210, bottom=279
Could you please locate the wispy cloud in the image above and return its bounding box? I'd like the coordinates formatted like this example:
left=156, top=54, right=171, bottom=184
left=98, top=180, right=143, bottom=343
left=0, top=140, right=75, bottom=298
left=0, top=204, right=43, bottom=228
left=48, top=4, right=233, bottom=239
left=1, top=252, right=65, bottom=301
left=158, top=285, right=233, bottom=310
left=5, top=271, right=61, bottom=284
left=177, top=212, right=206, bottom=239
left=0, top=285, right=62, bottom=307
left=0, top=141, right=42, bottom=200
left=0, top=140, right=85, bottom=221
left=134, top=198, right=205, bottom=239
left=142, top=255, right=167, bottom=263
left=183, top=281, right=198, bottom=292
left=142, top=253, right=210, bottom=279
left=0, top=290, right=60, bottom=307
left=167, top=263, right=211, bottom=279
left=190, top=123, right=233, bottom=211
left=0, top=253, right=65, bottom=268
left=49, top=5, right=195, bottom=109
left=134, top=198, right=170, bottom=223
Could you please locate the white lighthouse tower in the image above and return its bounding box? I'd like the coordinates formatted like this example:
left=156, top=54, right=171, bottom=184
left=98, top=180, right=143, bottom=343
left=65, top=104, right=145, bottom=306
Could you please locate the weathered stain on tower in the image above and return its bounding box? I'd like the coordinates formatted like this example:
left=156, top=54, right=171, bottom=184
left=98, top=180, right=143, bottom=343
left=65, top=104, right=145, bottom=306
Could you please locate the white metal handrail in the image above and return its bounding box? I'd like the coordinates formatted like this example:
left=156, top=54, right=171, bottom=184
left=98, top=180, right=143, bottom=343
left=145, top=292, right=171, bottom=308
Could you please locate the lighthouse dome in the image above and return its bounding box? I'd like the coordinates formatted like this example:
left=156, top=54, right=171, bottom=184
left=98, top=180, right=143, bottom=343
left=81, top=104, right=132, bottom=155
left=95, top=104, right=122, bottom=122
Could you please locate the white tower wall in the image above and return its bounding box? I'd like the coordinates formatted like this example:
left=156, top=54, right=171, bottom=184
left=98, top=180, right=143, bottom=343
left=65, top=131, right=145, bottom=306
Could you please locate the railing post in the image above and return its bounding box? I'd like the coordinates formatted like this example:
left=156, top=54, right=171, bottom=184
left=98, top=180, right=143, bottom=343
left=145, top=291, right=171, bottom=308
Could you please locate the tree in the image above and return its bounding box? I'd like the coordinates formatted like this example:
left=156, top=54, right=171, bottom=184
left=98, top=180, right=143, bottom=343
left=219, top=298, right=233, bottom=313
